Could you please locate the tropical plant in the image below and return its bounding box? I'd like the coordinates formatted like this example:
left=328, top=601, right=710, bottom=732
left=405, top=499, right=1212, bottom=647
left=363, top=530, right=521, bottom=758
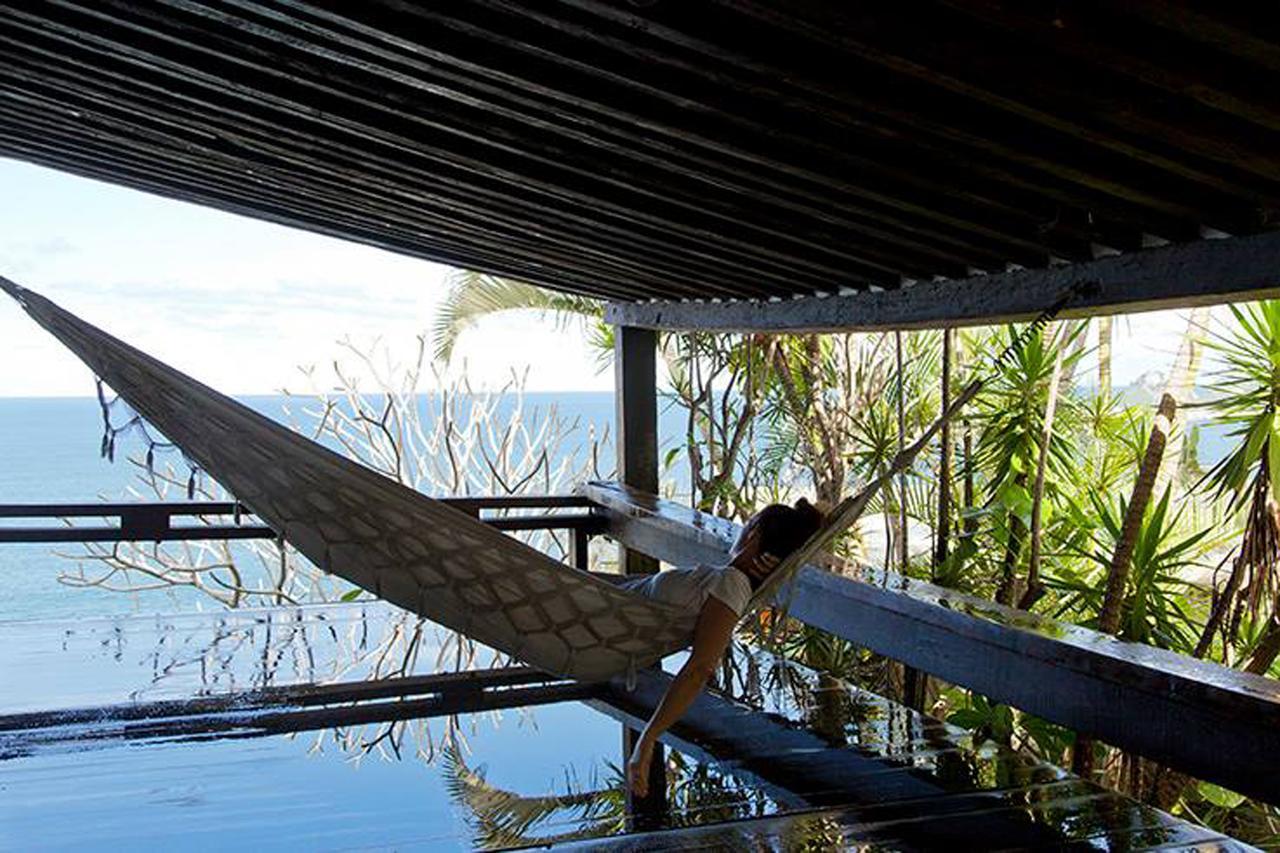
left=1050, top=489, right=1214, bottom=653
left=432, top=271, right=610, bottom=364
left=1194, top=300, right=1280, bottom=668
left=442, top=743, right=622, bottom=848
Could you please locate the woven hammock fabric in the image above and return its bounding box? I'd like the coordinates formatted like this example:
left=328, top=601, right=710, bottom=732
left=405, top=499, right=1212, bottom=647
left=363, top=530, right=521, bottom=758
left=4, top=277, right=978, bottom=681
left=1, top=278, right=706, bottom=681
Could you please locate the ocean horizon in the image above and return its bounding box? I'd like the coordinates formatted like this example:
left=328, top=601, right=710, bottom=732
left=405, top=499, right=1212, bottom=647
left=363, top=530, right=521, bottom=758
left=0, top=392, right=636, bottom=623
left=0, top=390, right=1235, bottom=623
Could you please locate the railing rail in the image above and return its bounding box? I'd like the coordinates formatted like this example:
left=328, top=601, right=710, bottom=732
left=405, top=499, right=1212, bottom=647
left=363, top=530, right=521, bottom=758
left=582, top=479, right=1280, bottom=806
left=0, top=497, right=605, bottom=569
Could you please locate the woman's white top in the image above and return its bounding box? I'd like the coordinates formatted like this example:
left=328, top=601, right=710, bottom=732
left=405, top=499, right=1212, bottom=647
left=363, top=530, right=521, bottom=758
left=617, top=564, right=753, bottom=619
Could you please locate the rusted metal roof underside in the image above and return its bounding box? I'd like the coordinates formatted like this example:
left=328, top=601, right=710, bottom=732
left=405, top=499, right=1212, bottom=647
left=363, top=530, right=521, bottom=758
left=3, top=2, right=1280, bottom=308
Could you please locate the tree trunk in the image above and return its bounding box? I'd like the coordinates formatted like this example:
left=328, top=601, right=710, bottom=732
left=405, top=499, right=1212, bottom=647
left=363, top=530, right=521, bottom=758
left=895, top=330, right=908, bottom=570
left=1245, top=615, right=1280, bottom=675
left=1099, top=394, right=1177, bottom=634
left=963, top=420, right=977, bottom=537
left=1097, top=316, right=1113, bottom=399
left=1077, top=393, right=1176, bottom=783
left=996, top=488, right=1028, bottom=607
left=934, top=329, right=953, bottom=574
left=1018, top=342, right=1066, bottom=610
left=1154, top=306, right=1209, bottom=497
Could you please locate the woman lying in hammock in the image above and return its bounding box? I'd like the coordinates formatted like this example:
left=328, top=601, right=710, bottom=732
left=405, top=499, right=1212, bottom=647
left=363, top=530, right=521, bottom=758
left=617, top=498, right=825, bottom=798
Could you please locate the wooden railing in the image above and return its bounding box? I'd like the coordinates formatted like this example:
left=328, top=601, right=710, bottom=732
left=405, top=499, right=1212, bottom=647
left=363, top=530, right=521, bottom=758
left=582, top=480, right=1280, bottom=805
left=0, top=495, right=607, bottom=569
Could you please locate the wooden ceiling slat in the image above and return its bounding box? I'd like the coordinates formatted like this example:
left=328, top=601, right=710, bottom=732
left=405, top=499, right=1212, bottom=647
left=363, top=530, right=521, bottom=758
left=237, top=1, right=1047, bottom=274
left=330, top=4, right=1105, bottom=265
left=712, top=0, right=1280, bottom=202
left=555, top=0, right=1234, bottom=233
left=27, top=0, right=901, bottom=288
left=0, top=53, right=757, bottom=302
left=0, top=16, right=821, bottom=299
left=0, top=0, right=1277, bottom=315
left=0, top=121, right=652, bottom=304
left=940, top=0, right=1280, bottom=138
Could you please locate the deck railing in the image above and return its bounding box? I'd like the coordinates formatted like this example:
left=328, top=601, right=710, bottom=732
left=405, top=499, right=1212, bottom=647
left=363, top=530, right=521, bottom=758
left=10, top=485, right=1279, bottom=803
left=582, top=480, right=1280, bottom=806
left=0, top=495, right=607, bottom=569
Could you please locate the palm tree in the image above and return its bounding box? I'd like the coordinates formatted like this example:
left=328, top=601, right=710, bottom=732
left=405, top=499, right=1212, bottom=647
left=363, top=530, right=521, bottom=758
left=1097, top=315, right=1114, bottom=400
left=441, top=743, right=623, bottom=848
left=1194, top=301, right=1280, bottom=670
left=1154, top=306, right=1211, bottom=497
left=432, top=271, right=608, bottom=364
left=976, top=325, right=1083, bottom=605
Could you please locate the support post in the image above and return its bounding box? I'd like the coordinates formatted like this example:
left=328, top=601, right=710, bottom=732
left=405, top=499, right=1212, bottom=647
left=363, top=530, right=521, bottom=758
left=614, top=324, right=666, bottom=827
left=569, top=527, right=590, bottom=571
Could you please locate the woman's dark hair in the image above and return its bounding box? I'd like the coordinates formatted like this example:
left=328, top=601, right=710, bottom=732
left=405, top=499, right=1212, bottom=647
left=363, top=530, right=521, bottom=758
left=753, top=498, right=825, bottom=560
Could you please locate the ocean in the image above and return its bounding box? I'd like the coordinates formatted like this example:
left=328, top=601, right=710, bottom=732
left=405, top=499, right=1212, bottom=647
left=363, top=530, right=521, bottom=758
left=0, top=393, right=645, bottom=622
left=0, top=393, right=1235, bottom=624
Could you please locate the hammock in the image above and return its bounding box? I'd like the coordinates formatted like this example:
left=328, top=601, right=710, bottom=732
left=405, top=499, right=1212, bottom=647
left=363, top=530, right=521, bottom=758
left=2, top=277, right=978, bottom=681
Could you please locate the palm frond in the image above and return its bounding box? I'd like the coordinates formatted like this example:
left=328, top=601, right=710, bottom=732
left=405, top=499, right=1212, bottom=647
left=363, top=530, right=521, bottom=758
left=441, top=743, right=620, bottom=849
left=433, top=272, right=602, bottom=363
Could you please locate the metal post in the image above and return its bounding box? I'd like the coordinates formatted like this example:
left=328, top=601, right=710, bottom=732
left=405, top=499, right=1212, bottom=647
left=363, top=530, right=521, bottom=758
left=570, top=526, right=590, bottom=571
left=614, top=324, right=667, bottom=828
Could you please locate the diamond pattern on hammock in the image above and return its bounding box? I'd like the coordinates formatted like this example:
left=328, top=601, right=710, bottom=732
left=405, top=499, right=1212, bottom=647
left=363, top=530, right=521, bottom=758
left=4, top=280, right=699, bottom=682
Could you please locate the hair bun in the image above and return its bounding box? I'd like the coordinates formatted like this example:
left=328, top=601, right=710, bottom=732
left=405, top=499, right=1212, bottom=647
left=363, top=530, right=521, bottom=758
left=793, top=497, right=824, bottom=524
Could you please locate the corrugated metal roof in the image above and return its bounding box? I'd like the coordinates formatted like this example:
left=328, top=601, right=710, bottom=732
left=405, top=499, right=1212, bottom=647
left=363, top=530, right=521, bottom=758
left=2, top=1, right=1280, bottom=306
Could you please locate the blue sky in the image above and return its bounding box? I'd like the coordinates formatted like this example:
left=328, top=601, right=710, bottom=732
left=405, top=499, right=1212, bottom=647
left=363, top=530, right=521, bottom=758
left=0, top=159, right=611, bottom=397
left=1, top=157, right=1192, bottom=397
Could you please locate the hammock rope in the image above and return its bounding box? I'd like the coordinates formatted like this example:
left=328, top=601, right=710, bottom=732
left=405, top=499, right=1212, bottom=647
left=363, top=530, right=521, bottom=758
left=0, top=276, right=1089, bottom=681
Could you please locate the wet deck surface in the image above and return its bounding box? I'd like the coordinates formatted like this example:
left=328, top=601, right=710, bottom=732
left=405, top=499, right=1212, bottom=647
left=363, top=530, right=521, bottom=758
left=0, top=602, right=1253, bottom=851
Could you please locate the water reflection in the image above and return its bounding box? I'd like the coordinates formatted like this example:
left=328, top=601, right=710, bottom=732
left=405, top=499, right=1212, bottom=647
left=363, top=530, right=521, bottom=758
left=1, top=604, right=1245, bottom=851
left=442, top=741, right=782, bottom=850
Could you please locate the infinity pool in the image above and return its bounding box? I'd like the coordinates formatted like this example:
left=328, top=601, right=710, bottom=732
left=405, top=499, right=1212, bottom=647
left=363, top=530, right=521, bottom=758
left=0, top=602, right=1248, bottom=851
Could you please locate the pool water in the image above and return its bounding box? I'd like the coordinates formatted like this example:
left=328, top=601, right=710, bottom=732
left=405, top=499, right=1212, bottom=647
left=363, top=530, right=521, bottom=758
left=0, top=602, right=1249, bottom=851
left=0, top=603, right=779, bottom=851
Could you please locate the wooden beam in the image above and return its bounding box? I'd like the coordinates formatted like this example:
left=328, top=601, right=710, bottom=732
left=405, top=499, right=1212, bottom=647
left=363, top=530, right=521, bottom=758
left=0, top=666, right=557, bottom=732
left=0, top=499, right=605, bottom=543
left=612, top=326, right=666, bottom=825
left=583, top=481, right=1280, bottom=804
left=614, top=329, right=661, bottom=575
left=605, top=230, right=1280, bottom=333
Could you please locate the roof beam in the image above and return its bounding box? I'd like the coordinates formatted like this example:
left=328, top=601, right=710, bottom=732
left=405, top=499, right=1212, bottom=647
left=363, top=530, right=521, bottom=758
left=605, top=230, right=1280, bottom=332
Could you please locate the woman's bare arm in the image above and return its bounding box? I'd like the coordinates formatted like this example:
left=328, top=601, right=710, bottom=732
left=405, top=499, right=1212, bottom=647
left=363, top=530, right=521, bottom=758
left=626, top=596, right=738, bottom=797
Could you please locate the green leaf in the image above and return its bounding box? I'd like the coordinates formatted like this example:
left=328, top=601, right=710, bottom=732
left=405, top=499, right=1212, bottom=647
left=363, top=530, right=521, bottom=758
left=997, top=481, right=1033, bottom=524
left=1197, top=781, right=1245, bottom=809
left=340, top=588, right=363, bottom=602
left=946, top=709, right=988, bottom=730
left=1270, top=433, right=1280, bottom=505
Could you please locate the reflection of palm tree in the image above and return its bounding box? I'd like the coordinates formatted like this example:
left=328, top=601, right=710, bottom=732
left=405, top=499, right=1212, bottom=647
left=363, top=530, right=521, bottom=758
left=666, top=750, right=772, bottom=827
left=442, top=740, right=775, bottom=847
left=442, top=743, right=623, bottom=848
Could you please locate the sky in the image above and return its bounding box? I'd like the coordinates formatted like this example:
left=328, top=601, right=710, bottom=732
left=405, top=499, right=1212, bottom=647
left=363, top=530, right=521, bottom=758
left=0, top=156, right=1198, bottom=398
left=0, top=159, right=612, bottom=397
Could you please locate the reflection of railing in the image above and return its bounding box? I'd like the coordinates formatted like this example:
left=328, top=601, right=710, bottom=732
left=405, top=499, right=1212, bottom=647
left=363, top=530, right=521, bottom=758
left=0, top=496, right=607, bottom=567
left=3, top=665, right=596, bottom=746
left=583, top=480, right=1280, bottom=806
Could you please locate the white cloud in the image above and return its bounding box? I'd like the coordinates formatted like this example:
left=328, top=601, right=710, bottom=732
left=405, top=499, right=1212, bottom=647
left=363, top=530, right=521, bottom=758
left=0, top=158, right=1223, bottom=401
left=0, top=159, right=610, bottom=397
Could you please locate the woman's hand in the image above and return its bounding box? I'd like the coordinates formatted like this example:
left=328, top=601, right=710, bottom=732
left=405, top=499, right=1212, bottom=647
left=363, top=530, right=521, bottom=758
left=623, top=598, right=737, bottom=802
left=627, top=734, right=656, bottom=798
